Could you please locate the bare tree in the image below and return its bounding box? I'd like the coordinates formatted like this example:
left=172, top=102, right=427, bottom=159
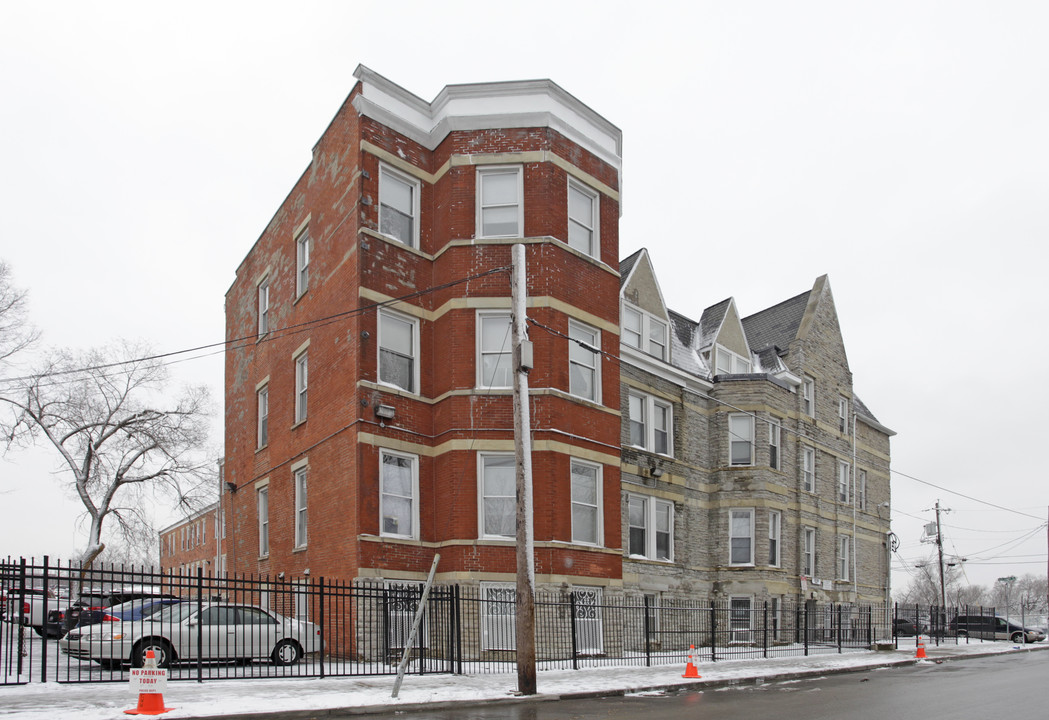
left=0, top=260, right=40, bottom=365
left=1, top=342, right=212, bottom=568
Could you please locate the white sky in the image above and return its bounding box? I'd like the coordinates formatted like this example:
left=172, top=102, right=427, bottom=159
left=1, top=1, right=1047, bottom=594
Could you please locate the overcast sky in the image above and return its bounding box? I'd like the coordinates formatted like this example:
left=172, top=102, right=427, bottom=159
left=1, top=1, right=1046, bottom=594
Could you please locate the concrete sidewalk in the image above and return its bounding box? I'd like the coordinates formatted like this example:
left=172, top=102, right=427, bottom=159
left=2, top=641, right=1046, bottom=720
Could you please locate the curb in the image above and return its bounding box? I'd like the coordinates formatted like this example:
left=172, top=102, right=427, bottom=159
left=181, top=644, right=1049, bottom=720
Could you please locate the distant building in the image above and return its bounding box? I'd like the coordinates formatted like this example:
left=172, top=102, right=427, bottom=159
left=220, top=67, right=893, bottom=613
left=158, top=502, right=225, bottom=576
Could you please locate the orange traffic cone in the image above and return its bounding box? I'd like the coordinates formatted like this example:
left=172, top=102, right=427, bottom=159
left=915, top=636, right=927, bottom=660
left=682, top=644, right=701, bottom=678
left=125, top=650, right=174, bottom=715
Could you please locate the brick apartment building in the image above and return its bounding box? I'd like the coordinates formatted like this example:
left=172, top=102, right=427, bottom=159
left=158, top=501, right=225, bottom=576
left=222, top=67, right=893, bottom=616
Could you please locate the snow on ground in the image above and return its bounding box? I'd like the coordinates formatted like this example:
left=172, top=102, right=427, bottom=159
left=1, top=640, right=1044, bottom=720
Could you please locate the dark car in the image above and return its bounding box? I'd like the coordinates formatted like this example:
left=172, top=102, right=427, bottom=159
left=45, top=588, right=178, bottom=638
left=950, top=614, right=1047, bottom=643
left=894, top=618, right=924, bottom=637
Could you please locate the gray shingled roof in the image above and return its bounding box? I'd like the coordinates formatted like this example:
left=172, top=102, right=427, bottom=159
left=668, top=310, right=708, bottom=377
left=698, top=298, right=732, bottom=351
left=740, top=289, right=810, bottom=353
left=619, top=249, right=643, bottom=283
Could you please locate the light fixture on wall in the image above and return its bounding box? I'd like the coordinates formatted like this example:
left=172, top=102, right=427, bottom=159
left=649, top=466, right=664, bottom=478
left=375, top=404, right=396, bottom=420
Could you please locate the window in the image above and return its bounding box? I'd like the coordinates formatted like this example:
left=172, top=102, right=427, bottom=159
left=379, top=309, right=418, bottom=393
left=480, top=583, right=516, bottom=651
left=257, top=487, right=269, bottom=557
left=568, top=320, right=600, bottom=402
left=258, top=280, right=270, bottom=335
left=768, top=420, right=781, bottom=470
left=838, top=461, right=850, bottom=503
left=380, top=451, right=418, bottom=539
left=838, top=396, right=849, bottom=433
left=729, top=509, right=754, bottom=565
left=628, top=392, right=672, bottom=456
left=627, top=495, right=673, bottom=561
left=715, top=345, right=751, bottom=375
left=857, top=470, right=867, bottom=511
left=729, top=414, right=754, bottom=466
left=838, top=536, right=850, bottom=581
left=571, top=586, right=604, bottom=654
left=621, top=303, right=667, bottom=360
left=257, top=385, right=268, bottom=449
left=730, top=596, right=753, bottom=643
left=567, top=179, right=599, bottom=257
left=802, top=377, right=815, bottom=417
left=379, top=165, right=420, bottom=247
left=802, top=527, right=816, bottom=576
left=768, top=511, right=781, bottom=566
left=802, top=446, right=815, bottom=492
left=295, top=351, right=308, bottom=423
left=295, top=226, right=310, bottom=297
left=480, top=454, right=515, bottom=538
left=571, top=459, right=601, bottom=545
left=294, top=466, right=308, bottom=548
left=478, top=312, right=512, bottom=388
left=477, top=166, right=522, bottom=238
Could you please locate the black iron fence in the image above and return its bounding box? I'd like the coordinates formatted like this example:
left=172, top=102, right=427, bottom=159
left=3, top=557, right=892, bottom=685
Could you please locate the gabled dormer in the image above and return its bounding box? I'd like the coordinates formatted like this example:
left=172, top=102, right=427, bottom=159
left=619, top=249, right=671, bottom=363
left=698, top=297, right=753, bottom=375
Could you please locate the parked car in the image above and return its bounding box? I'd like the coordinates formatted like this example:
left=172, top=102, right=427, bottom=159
left=894, top=617, right=924, bottom=637
left=3, top=587, right=56, bottom=636
left=45, top=587, right=178, bottom=638
left=73, top=597, right=183, bottom=629
left=950, top=614, right=1047, bottom=643
left=60, top=602, right=321, bottom=669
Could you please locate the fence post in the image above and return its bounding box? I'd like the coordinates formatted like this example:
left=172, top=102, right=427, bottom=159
left=866, top=605, right=872, bottom=646
left=16, top=558, right=26, bottom=677
left=836, top=604, right=842, bottom=653
left=40, top=556, right=49, bottom=683
left=803, top=603, right=809, bottom=656
left=762, top=601, right=768, bottom=659
left=710, top=602, right=717, bottom=663
left=454, top=585, right=463, bottom=675
left=318, top=577, right=325, bottom=679
left=196, top=567, right=204, bottom=683
left=642, top=595, right=651, bottom=668
left=569, top=592, right=579, bottom=671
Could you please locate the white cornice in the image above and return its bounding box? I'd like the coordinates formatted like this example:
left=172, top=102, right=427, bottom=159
left=351, top=65, right=623, bottom=174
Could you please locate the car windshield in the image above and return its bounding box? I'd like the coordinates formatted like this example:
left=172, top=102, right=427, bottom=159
left=107, top=598, right=173, bottom=615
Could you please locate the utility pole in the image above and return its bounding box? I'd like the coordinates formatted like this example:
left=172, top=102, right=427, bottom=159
left=511, top=244, right=537, bottom=696
left=935, top=500, right=947, bottom=615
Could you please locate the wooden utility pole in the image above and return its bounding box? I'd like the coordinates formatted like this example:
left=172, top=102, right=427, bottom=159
left=511, top=244, right=537, bottom=695
left=935, top=500, right=947, bottom=613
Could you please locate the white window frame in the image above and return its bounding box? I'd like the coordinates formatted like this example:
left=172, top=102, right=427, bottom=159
left=378, top=308, right=420, bottom=394
left=570, top=585, right=604, bottom=654
left=567, top=178, right=599, bottom=258
left=729, top=508, right=754, bottom=566
left=838, top=536, right=851, bottom=581
left=480, top=582, right=517, bottom=651
left=857, top=469, right=867, bottom=511
left=838, top=460, right=850, bottom=504
left=628, top=392, right=673, bottom=457
left=477, top=311, right=513, bottom=389
left=258, top=279, right=270, bottom=336
left=568, top=319, right=600, bottom=402
left=476, top=165, right=523, bottom=238
left=768, top=510, right=781, bottom=567
left=479, top=453, right=515, bottom=539
left=802, top=446, right=815, bottom=492
left=729, top=413, right=754, bottom=466
left=384, top=580, right=428, bottom=650
left=768, top=419, right=781, bottom=470
left=294, top=350, right=308, bottom=423
left=802, top=376, right=815, bottom=417
left=378, top=163, right=421, bottom=248
left=257, top=384, right=269, bottom=449
left=715, top=344, right=751, bottom=375
left=620, top=302, right=668, bottom=361
left=839, top=396, right=849, bottom=433
left=729, top=595, right=754, bottom=643
left=295, top=226, right=310, bottom=297
left=570, top=458, right=602, bottom=546
left=380, top=449, right=419, bottom=540
left=293, top=465, right=308, bottom=549
left=802, top=527, right=816, bottom=576
left=257, top=486, right=269, bottom=557
left=627, top=494, right=674, bottom=561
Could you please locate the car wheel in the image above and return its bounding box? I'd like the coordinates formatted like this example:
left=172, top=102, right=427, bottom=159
left=1011, top=632, right=1025, bottom=644
left=33, top=626, right=45, bottom=638
left=133, top=638, right=174, bottom=668
left=272, top=639, right=303, bottom=666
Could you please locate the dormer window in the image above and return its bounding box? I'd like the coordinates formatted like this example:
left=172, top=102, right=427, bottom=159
left=622, top=303, right=668, bottom=361
left=715, top=345, right=751, bottom=375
